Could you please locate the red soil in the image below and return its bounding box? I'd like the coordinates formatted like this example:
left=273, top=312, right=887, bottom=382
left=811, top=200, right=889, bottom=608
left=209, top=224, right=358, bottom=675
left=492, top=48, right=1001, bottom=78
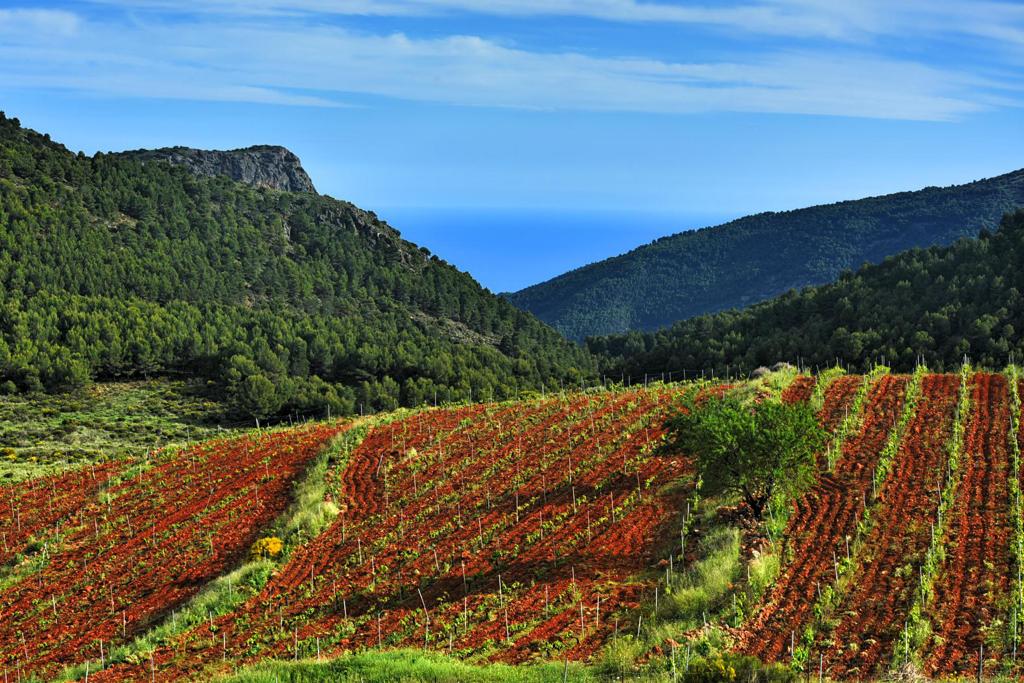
left=781, top=376, right=817, bottom=404
left=0, top=424, right=340, bottom=678
left=736, top=374, right=908, bottom=661
left=923, top=374, right=1014, bottom=676
left=0, top=461, right=123, bottom=567
left=818, top=374, right=960, bottom=680
left=90, top=387, right=693, bottom=680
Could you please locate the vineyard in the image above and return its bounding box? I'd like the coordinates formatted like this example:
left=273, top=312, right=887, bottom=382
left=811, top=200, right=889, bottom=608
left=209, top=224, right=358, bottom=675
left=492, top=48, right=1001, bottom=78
left=737, top=369, right=1024, bottom=680
left=0, top=424, right=343, bottom=680
left=2, top=372, right=1024, bottom=681
left=81, top=386, right=689, bottom=680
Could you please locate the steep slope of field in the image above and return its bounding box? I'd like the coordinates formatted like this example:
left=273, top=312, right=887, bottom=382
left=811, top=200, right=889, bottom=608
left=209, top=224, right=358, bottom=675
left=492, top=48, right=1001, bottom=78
left=0, top=424, right=341, bottom=679
left=5, top=373, right=1023, bottom=681
left=738, top=373, right=908, bottom=661
left=0, top=461, right=124, bottom=566
left=86, top=386, right=689, bottom=680
left=508, top=170, right=1024, bottom=340
left=923, top=373, right=1013, bottom=676
left=0, top=113, right=591, bottom=416
left=817, top=374, right=961, bottom=678
left=591, top=210, right=1024, bottom=375
left=739, top=370, right=1024, bottom=680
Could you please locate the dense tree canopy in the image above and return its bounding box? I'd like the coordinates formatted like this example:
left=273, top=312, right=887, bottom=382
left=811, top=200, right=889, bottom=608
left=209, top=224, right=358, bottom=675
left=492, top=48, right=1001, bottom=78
left=666, top=394, right=826, bottom=518
left=509, top=169, right=1024, bottom=340
left=0, top=113, right=593, bottom=417
left=591, top=211, right=1024, bottom=377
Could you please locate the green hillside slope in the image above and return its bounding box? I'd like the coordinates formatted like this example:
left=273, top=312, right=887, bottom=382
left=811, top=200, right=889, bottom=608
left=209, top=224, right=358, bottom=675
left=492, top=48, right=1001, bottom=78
left=0, top=113, right=592, bottom=416
left=589, top=211, right=1024, bottom=377
left=508, top=171, right=1024, bottom=340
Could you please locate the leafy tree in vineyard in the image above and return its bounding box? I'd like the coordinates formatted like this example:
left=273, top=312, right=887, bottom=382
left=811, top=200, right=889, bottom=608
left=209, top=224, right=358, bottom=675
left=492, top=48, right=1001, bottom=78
left=667, top=395, right=826, bottom=518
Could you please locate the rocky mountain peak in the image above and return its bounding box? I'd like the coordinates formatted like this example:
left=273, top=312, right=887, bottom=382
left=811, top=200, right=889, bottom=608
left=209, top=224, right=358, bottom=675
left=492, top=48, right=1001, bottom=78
left=117, top=144, right=317, bottom=193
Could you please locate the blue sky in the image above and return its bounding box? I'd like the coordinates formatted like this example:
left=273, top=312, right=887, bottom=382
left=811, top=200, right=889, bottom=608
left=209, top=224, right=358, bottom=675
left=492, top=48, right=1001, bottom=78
left=1, top=1, right=1022, bottom=291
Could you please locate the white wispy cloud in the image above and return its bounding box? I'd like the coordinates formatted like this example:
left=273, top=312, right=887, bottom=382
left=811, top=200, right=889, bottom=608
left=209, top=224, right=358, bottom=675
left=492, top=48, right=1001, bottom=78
left=0, top=4, right=1018, bottom=120
left=0, top=8, right=80, bottom=35
left=86, top=0, right=1024, bottom=47
left=85, top=0, right=876, bottom=39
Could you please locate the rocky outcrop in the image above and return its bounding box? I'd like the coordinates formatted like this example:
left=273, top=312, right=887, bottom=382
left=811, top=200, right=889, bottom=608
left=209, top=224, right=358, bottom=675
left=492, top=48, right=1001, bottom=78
left=118, top=145, right=316, bottom=193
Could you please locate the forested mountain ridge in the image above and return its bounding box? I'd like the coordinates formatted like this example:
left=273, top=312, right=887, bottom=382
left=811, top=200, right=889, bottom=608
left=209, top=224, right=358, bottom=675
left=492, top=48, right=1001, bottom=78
left=589, top=210, right=1024, bottom=377
left=118, top=144, right=317, bottom=193
left=508, top=169, right=1024, bottom=340
left=0, top=113, right=592, bottom=416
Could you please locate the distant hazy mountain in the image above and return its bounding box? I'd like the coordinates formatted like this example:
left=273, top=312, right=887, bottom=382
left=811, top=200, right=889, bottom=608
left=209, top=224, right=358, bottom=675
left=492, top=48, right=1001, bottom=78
left=589, top=210, right=1024, bottom=377
left=507, top=169, right=1024, bottom=340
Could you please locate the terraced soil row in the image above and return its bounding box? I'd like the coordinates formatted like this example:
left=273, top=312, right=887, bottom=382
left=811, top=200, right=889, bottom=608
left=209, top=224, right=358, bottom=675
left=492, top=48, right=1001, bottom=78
left=0, top=424, right=341, bottom=678
left=91, top=386, right=691, bottom=680
left=781, top=375, right=817, bottom=404
left=0, top=461, right=123, bottom=567
left=737, top=374, right=907, bottom=661
left=923, top=373, right=1014, bottom=676
left=818, top=374, right=961, bottom=679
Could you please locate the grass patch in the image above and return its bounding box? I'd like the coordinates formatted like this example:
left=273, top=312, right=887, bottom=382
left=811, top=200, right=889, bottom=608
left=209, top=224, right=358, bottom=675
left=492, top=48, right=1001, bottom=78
left=594, top=505, right=742, bottom=679
left=277, top=423, right=370, bottom=551
left=810, top=366, right=846, bottom=413
left=595, top=510, right=795, bottom=682
left=0, top=379, right=240, bottom=481
left=730, top=367, right=799, bottom=404
left=660, top=525, right=741, bottom=625
left=219, top=649, right=594, bottom=683
left=746, top=550, right=780, bottom=604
